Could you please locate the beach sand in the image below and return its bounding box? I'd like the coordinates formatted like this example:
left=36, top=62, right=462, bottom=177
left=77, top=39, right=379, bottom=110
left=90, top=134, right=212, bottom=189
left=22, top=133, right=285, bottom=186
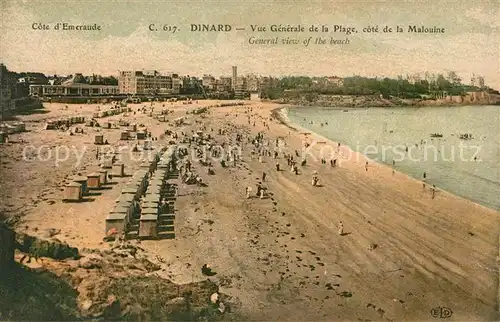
left=0, top=100, right=498, bottom=320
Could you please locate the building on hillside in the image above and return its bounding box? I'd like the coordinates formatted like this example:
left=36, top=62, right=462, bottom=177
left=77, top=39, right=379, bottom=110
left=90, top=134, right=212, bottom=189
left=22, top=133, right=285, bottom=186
left=202, top=74, right=216, bottom=91
left=180, top=76, right=203, bottom=95
left=214, top=77, right=232, bottom=93
left=234, top=76, right=249, bottom=99
left=167, top=73, right=181, bottom=94
left=246, top=74, right=260, bottom=92
left=118, top=70, right=180, bottom=95
left=232, top=66, right=237, bottom=91
left=326, top=76, right=344, bottom=86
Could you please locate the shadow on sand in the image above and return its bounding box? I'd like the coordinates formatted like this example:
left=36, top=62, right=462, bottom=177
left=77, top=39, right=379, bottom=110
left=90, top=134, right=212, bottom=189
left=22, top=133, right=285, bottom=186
left=62, top=197, right=96, bottom=203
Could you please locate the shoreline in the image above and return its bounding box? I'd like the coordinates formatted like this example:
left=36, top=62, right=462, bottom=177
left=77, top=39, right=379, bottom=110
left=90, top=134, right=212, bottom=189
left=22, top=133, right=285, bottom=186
left=273, top=104, right=499, bottom=213
left=268, top=101, right=500, bottom=110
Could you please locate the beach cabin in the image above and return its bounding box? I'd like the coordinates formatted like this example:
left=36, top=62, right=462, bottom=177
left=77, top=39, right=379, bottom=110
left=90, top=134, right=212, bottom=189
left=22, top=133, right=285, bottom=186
left=139, top=214, right=158, bottom=238
left=174, top=117, right=184, bottom=126
left=94, top=134, right=104, bottom=145
left=87, top=173, right=101, bottom=189
left=157, top=161, right=170, bottom=170
left=115, top=193, right=136, bottom=204
left=136, top=131, right=146, bottom=140
left=155, top=170, right=166, bottom=180
left=146, top=187, right=161, bottom=196
left=144, top=193, right=161, bottom=204
left=64, top=182, right=82, bottom=201
left=149, top=179, right=163, bottom=190
left=142, top=201, right=159, bottom=210
left=13, top=122, right=26, bottom=132
left=127, top=179, right=142, bottom=192
left=140, top=161, right=154, bottom=175
left=101, top=157, right=113, bottom=169
left=112, top=163, right=125, bottom=177
left=115, top=196, right=136, bottom=216
left=97, top=169, right=108, bottom=185
left=105, top=213, right=128, bottom=236
left=120, top=131, right=129, bottom=140
left=44, top=121, right=57, bottom=130
left=113, top=203, right=135, bottom=222
left=131, top=172, right=147, bottom=191
left=72, top=175, right=88, bottom=195
left=122, top=185, right=141, bottom=200
left=133, top=169, right=149, bottom=183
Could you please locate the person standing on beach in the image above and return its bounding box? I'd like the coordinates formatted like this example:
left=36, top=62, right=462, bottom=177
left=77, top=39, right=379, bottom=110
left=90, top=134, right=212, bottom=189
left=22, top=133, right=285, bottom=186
left=432, top=184, right=436, bottom=199
left=338, top=221, right=344, bottom=235
left=256, top=183, right=262, bottom=197
left=365, top=161, right=368, bottom=171
left=262, top=172, right=267, bottom=182
left=276, top=162, right=280, bottom=171
left=246, top=186, right=252, bottom=199
left=312, top=171, right=319, bottom=186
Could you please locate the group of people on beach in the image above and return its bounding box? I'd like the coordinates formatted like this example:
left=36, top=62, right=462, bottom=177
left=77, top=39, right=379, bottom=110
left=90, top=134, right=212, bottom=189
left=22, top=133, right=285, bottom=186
left=163, top=105, right=445, bottom=245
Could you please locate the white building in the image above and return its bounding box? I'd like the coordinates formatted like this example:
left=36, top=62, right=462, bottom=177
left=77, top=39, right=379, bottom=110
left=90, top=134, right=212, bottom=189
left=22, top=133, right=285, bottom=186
left=29, top=83, right=119, bottom=96
left=118, top=70, right=180, bottom=95
left=202, top=74, right=216, bottom=90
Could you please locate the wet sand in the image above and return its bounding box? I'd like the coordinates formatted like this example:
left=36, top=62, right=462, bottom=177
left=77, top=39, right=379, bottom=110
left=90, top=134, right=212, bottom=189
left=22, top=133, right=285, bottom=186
left=0, top=100, right=498, bottom=320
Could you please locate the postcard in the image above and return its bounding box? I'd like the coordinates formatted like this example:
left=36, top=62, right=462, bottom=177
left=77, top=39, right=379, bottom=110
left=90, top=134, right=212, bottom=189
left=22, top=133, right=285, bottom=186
left=0, top=0, right=499, bottom=320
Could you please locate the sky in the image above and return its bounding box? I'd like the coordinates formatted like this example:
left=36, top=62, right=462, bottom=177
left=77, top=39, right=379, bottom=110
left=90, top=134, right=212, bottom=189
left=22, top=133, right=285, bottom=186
left=0, top=0, right=499, bottom=89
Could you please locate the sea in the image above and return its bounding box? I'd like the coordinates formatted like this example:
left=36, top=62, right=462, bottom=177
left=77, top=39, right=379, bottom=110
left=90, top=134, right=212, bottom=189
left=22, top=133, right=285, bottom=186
left=286, top=105, right=500, bottom=211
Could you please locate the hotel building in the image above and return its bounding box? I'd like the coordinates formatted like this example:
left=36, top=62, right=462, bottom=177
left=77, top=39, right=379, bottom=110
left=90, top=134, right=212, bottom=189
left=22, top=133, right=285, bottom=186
left=118, top=70, right=180, bottom=95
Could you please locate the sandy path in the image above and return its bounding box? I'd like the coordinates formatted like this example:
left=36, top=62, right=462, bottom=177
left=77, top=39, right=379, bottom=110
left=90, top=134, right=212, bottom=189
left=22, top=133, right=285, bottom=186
left=1, top=100, right=498, bottom=320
